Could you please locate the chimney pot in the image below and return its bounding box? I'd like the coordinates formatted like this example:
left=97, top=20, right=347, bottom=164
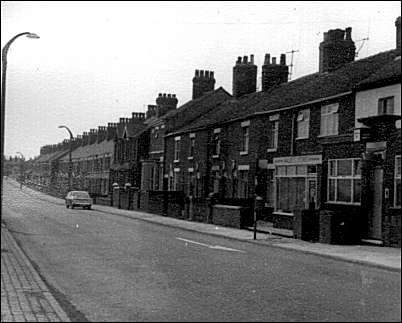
left=237, top=56, right=242, bottom=64
left=210, top=71, right=214, bottom=79
left=200, top=70, right=204, bottom=77
left=264, top=54, right=271, bottom=65
left=205, top=70, right=209, bottom=78
left=272, top=57, right=277, bottom=65
left=280, top=54, right=286, bottom=65
left=250, top=54, right=254, bottom=64
left=243, top=56, right=248, bottom=63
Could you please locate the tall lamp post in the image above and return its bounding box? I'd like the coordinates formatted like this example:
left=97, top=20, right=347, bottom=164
left=16, top=151, right=25, bottom=188
left=1, top=32, right=39, bottom=207
left=58, top=125, right=73, bottom=191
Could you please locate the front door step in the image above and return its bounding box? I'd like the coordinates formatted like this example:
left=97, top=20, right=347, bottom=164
left=361, top=238, right=384, bottom=246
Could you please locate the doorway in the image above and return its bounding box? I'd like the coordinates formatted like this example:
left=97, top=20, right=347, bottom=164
left=368, top=167, right=383, bottom=240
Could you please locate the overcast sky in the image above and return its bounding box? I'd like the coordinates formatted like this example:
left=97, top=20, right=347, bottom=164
left=2, top=1, right=401, bottom=159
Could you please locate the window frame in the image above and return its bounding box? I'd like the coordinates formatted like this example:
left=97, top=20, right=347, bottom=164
left=395, top=155, right=401, bottom=208
left=241, top=124, right=250, bottom=154
left=327, top=158, right=361, bottom=205
left=296, top=109, right=310, bottom=139
left=174, top=137, right=180, bottom=162
left=378, top=96, right=395, bottom=115
left=320, top=103, right=339, bottom=137
left=267, top=118, right=279, bottom=152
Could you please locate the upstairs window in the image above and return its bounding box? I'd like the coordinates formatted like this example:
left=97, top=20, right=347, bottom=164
left=395, top=156, right=401, bottom=207
left=321, top=103, right=339, bottom=136
left=297, top=109, right=310, bottom=139
left=267, top=115, right=279, bottom=151
left=378, top=96, right=394, bottom=115
left=213, top=129, right=221, bottom=157
left=174, top=137, right=180, bottom=162
left=189, top=134, right=195, bottom=158
left=241, top=124, right=249, bottom=153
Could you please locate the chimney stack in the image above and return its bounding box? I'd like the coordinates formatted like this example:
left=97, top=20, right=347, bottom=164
left=232, top=54, right=257, bottom=98
left=192, top=69, right=216, bottom=99
left=106, top=123, right=117, bottom=141
left=155, top=93, right=178, bottom=117
left=396, top=16, right=401, bottom=53
left=261, top=53, right=289, bottom=92
left=319, top=27, right=356, bottom=73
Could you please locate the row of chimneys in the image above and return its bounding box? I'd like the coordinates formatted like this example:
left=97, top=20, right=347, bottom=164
left=41, top=17, right=401, bottom=154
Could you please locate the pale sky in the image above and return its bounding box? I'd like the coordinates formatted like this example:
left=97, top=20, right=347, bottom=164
left=2, top=1, right=401, bottom=159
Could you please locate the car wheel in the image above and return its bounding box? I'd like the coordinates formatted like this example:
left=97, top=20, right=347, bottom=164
left=71, top=205, right=74, bottom=209
left=87, top=206, right=92, bottom=210
left=66, top=204, right=69, bottom=209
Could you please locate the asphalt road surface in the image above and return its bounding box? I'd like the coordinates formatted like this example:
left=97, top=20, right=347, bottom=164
left=2, top=179, right=401, bottom=322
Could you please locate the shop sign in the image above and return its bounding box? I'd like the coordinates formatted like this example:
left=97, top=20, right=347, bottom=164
left=273, top=154, right=322, bottom=165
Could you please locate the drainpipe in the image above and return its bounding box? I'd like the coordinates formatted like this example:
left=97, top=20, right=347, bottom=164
left=290, top=113, right=295, bottom=155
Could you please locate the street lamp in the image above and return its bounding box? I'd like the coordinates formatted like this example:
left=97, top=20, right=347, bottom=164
left=58, top=125, right=73, bottom=191
left=16, top=151, right=25, bottom=188
left=1, top=32, right=39, bottom=207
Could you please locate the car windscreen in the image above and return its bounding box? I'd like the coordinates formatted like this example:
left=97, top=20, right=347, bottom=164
left=72, top=192, right=90, bottom=198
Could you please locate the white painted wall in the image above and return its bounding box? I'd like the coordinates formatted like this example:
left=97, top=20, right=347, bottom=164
left=355, top=83, right=401, bottom=129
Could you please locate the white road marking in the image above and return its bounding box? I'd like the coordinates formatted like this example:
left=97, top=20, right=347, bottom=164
left=176, top=237, right=245, bottom=253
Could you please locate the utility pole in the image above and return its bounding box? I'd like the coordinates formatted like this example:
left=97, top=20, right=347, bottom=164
left=286, top=49, right=300, bottom=81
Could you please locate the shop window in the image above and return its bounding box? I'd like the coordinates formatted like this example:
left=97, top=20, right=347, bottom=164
left=378, top=96, right=394, bottom=115
left=266, top=169, right=275, bottom=207
left=297, top=109, right=310, bottom=139
left=395, top=156, right=401, bottom=207
left=320, top=103, right=339, bottom=136
left=327, top=158, right=361, bottom=204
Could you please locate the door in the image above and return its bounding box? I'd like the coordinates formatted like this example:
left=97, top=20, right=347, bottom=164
left=369, top=167, right=383, bottom=240
left=307, top=179, right=317, bottom=210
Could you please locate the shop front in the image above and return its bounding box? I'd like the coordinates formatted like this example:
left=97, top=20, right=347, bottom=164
left=272, top=154, right=322, bottom=215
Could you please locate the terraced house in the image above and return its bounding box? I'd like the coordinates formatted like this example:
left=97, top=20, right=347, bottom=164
left=57, top=125, right=115, bottom=198
left=164, top=16, right=401, bottom=246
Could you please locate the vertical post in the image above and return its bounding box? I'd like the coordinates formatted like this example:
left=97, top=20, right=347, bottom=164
left=68, top=139, right=72, bottom=191
left=254, top=196, right=263, bottom=240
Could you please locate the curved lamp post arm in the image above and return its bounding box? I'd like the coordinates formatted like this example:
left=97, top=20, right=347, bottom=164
left=58, top=125, right=74, bottom=140
left=2, top=32, right=40, bottom=64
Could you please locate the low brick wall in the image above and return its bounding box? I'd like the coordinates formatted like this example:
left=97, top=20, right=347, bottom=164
left=211, top=204, right=251, bottom=229
left=191, top=198, right=209, bottom=223
left=94, top=196, right=111, bottom=206
left=272, top=212, right=294, bottom=230
left=383, top=208, right=401, bottom=248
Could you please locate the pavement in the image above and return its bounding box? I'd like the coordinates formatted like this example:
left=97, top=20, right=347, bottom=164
left=1, top=181, right=401, bottom=321
left=1, top=224, right=70, bottom=322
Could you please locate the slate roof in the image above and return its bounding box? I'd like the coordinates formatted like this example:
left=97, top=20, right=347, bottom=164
left=59, top=139, right=114, bottom=161
left=147, top=87, right=232, bottom=132
left=35, top=149, right=69, bottom=163
left=115, top=122, right=148, bottom=139
left=172, top=49, right=399, bottom=135
left=355, top=56, right=401, bottom=90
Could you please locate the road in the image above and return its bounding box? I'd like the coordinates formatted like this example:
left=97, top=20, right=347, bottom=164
left=2, top=179, right=401, bottom=322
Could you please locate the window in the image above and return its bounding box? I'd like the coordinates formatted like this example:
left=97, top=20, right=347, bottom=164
left=173, top=169, right=180, bottom=191
left=241, top=125, right=249, bottom=153
left=297, top=109, right=310, bottom=139
left=395, top=156, right=401, bottom=207
left=189, top=135, right=195, bottom=158
left=320, top=103, right=339, bottom=136
left=213, top=132, right=221, bottom=156
left=188, top=170, right=195, bottom=196
left=212, top=170, right=220, bottom=193
left=327, top=158, right=361, bottom=204
left=378, top=96, right=394, bottom=115
left=174, top=137, right=180, bottom=162
left=266, top=169, right=275, bottom=207
left=267, top=117, right=279, bottom=151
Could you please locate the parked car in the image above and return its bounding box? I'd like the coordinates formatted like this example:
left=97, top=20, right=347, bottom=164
left=65, top=191, right=92, bottom=210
